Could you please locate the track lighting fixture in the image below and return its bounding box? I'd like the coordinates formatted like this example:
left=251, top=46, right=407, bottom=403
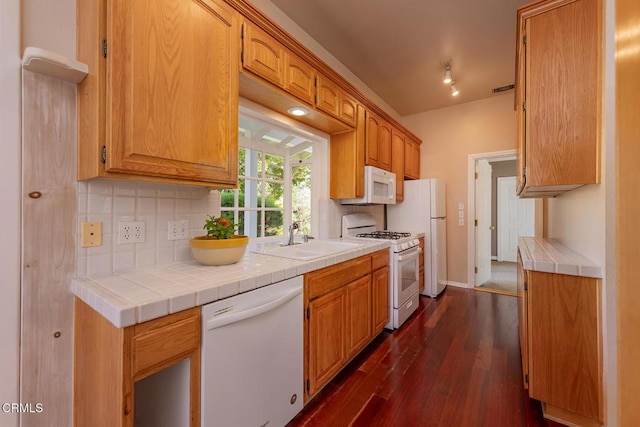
left=450, top=83, right=459, bottom=97
left=443, top=65, right=452, bottom=84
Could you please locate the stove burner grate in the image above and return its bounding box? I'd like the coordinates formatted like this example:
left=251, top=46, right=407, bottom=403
left=356, top=231, right=412, bottom=240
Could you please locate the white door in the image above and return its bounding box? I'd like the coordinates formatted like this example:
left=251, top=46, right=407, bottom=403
left=497, top=176, right=535, bottom=262
left=475, top=159, right=492, bottom=286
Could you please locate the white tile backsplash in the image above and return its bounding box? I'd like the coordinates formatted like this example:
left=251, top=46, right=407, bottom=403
left=316, top=198, right=384, bottom=239
left=77, top=181, right=384, bottom=277
left=77, top=179, right=219, bottom=276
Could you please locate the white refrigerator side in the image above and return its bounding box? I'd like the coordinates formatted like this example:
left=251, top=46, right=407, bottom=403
left=431, top=217, right=447, bottom=296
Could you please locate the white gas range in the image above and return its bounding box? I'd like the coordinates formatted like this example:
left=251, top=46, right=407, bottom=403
left=342, top=214, right=421, bottom=330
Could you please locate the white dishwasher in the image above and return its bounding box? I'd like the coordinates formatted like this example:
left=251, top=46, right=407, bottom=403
left=201, top=276, right=303, bottom=427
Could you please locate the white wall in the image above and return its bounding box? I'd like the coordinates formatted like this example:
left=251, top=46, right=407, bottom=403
left=0, top=0, right=22, bottom=425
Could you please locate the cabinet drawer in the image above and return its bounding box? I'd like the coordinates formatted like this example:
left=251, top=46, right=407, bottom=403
left=132, top=315, right=199, bottom=377
left=306, top=256, right=371, bottom=300
left=371, top=250, right=389, bottom=271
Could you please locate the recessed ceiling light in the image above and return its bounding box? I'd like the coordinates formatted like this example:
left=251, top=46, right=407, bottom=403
left=287, top=107, right=309, bottom=117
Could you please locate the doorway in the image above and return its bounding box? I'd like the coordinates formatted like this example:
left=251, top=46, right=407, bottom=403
left=467, top=150, right=540, bottom=296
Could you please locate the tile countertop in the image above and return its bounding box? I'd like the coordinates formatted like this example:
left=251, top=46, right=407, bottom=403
left=518, top=237, right=602, bottom=278
left=71, top=238, right=390, bottom=328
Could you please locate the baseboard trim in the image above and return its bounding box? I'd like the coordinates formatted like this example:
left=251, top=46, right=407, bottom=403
left=447, top=281, right=472, bottom=289
left=491, top=256, right=498, bottom=261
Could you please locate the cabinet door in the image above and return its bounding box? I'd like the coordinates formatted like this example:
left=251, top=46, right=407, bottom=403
left=404, top=136, right=421, bottom=179
left=106, top=0, right=239, bottom=185
left=307, top=288, right=346, bottom=396
left=391, top=128, right=405, bottom=201
left=516, top=250, right=528, bottom=389
left=339, top=93, right=358, bottom=127
left=365, top=111, right=380, bottom=167
left=316, top=74, right=340, bottom=118
left=518, top=0, right=599, bottom=195
left=372, top=266, right=390, bottom=333
left=242, top=21, right=285, bottom=86
left=284, top=52, right=315, bottom=105
left=528, top=271, right=602, bottom=422
left=346, top=276, right=372, bottom=358
left=378, top=120, right=392, bottom=171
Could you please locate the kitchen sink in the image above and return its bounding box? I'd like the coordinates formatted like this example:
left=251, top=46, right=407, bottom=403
left=251, top=240, right=363, bottom=260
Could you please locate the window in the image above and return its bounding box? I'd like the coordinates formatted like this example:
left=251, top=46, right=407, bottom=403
left=221, top=105, right=322, bottom=240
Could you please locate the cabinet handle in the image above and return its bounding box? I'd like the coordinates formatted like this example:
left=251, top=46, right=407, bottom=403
left=123, top=391, right=132, bottom=416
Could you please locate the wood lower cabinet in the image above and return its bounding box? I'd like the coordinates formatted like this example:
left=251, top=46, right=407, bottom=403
left=304, top=250, right=389, bottom=399
left=346, top=276, right=373, bottom=359
left=77, top=0, right=239, bottom=187
left=515, top=0, right=600, bottom=197
left=517, top=249, right=602, bottom=426
left=307, top=287, right=347, bottom=396
left=74, top=300, right=201, bottom=427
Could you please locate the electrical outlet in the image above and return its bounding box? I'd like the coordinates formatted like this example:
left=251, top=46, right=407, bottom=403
left=458, top=218, right=464, bottom=226
left=168, top=220, right=189, bottom=241
left=81, top=221, right=102, bottom=247
left=118, top=221, right=146, bottom=244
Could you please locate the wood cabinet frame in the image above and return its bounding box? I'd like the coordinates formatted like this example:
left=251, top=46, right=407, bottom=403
left=74, top=300, right=201, bottom=427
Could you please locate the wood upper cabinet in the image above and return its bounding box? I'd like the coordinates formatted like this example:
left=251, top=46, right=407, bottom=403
left=242, top=21, right=285, bottom=87
left=77, top=0, right=239, bottom=187
left=242, top=20, right=316, bottom=105
left=517, top=250, right=603, bottom=425
left=404, top=135, right=421, bottom=180
left=316, top=74, right=358, bottom=127
left=515, top=0, right=600, bottom=197
left=391, top=128, right=405, bottom=201
left=364, top=110, right=392, bottom=172
left=75, top=301, right=201, bottom=427
left=284, top=52, right=316, bottom=105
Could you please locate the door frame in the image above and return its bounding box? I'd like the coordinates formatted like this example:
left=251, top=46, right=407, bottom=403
left=467, top=150, right=543, bottom=288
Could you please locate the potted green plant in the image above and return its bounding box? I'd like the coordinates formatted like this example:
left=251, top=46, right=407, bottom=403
left=189, top=215, right=249, bottom=266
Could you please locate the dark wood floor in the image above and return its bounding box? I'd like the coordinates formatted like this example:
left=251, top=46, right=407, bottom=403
left=288, top=287, right=563, bottom=427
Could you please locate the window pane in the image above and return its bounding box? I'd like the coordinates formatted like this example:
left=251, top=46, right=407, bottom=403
left=220, top=189, right=236, bottom=208
left=264, top=182, right=284, bottom=208
left=292, top=165, right=311, bottom=234
left=264, top=153, right=284, bottom=180
left=264, top=210, right=283, bottom=237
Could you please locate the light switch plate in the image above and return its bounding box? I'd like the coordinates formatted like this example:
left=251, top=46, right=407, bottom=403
left=81, top=221, right=102, bottom=247
left=458, top=218, right=464, bottom=226
left=458, top=202, right=464, bottom=210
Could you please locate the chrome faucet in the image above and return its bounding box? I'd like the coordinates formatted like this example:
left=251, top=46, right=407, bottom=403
left=286, top=222, right=299, bottom=246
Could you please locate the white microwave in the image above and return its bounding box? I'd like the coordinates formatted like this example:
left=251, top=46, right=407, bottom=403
left=340, top=166, right=396, bottom=205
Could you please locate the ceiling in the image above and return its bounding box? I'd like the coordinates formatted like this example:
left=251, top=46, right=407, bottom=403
left=269, top=0, right=530, bottom=116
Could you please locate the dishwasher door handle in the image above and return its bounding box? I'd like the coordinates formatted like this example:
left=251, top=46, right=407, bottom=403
left=206, top=286, right=302, bottom=331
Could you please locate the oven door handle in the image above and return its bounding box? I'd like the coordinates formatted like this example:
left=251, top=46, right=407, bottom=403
left=397, top=247, right=422, bottom=261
